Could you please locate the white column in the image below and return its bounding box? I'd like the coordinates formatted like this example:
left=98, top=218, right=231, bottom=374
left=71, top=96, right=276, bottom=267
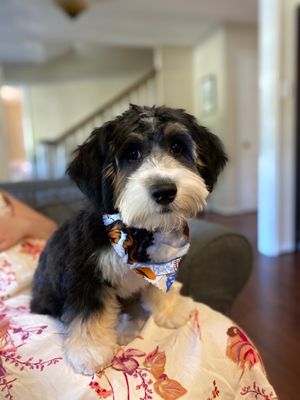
left=258, top=0, right=297, bottom=255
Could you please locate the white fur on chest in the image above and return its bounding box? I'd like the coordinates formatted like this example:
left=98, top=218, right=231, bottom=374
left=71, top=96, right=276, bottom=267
left=98, top=248, right=148, bottom=298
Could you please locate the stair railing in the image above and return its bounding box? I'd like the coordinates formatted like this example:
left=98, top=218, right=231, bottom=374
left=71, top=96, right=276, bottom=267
left=37, top=69, right=157, bottom=179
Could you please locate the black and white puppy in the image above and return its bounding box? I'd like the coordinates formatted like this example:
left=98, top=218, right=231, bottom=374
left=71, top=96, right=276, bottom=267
left=30, top=105, right=227, bottom=375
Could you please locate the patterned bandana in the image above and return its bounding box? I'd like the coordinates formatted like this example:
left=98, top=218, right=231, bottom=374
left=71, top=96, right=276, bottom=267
left=102, top=213, right=190, bottom=292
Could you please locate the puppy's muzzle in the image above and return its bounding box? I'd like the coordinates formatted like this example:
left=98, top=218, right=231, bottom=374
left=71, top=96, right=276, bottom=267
left=150, top=181, right=177, bottom=205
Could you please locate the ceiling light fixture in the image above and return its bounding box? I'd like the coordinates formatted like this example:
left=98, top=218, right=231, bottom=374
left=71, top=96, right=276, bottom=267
left=55, top=0, right=89, bottom=18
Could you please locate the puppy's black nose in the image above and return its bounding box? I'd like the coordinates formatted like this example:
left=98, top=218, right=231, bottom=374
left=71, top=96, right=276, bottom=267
left=150, top=183, right=177, bottom=205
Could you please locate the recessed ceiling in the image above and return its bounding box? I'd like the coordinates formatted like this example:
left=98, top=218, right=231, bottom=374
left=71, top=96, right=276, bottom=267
left=0, top=0, right=257, bottom=63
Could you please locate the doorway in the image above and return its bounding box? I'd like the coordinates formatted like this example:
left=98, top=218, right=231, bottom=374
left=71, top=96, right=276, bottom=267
left=0, top=85, right=33, bottom=181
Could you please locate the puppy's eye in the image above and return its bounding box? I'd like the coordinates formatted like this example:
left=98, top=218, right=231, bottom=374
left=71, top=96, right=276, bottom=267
left=170, top=142, right=183, bottom=155
left=127, top=149, right=142, bottom=161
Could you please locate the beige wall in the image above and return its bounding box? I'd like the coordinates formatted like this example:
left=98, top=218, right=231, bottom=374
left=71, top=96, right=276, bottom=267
left=226, top=24, right=258, bottom=213
left=194, top=28, right=227, bottom=139
left=155, top=46, right=194, bottom=114
left=194, top=27, right=230, bottom=212
left=27, top=71, right=152, bottom=141
left=4, top=47, right=154, bottom=142
left=194, top=24, right=258, bottom=214
left=153, top=29, right=258, bottom=214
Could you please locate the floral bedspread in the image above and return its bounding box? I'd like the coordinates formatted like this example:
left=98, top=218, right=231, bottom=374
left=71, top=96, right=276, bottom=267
left=0, top=240, right=277, bottom=399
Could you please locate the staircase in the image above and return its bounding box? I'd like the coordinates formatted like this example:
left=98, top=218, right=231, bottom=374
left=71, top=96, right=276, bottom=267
left=36, top=69, right=157, bottom=179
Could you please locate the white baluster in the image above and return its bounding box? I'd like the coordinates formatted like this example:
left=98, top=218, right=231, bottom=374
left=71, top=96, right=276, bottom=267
left=35, top=143, right=48, bottom=179
left=56, top=143, right=66, bottom=178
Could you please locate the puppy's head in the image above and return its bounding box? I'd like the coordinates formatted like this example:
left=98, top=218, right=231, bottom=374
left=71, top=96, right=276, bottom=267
left=67, top=105, right=227, bottom=231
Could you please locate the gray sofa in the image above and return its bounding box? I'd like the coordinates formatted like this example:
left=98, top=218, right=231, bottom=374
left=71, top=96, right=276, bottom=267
left=1, top=179, right=252, bottom=316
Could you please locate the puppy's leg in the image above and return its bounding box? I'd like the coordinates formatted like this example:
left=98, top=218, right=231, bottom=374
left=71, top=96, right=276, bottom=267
left=64, top=291, right=120, bottom=375
left=142, top=284, right=195, bottom=329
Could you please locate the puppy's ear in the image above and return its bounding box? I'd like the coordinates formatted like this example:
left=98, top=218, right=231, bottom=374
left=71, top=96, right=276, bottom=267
left=67, top=122, right=115, bottom=210
left=193, top=125, right=228, bottom=192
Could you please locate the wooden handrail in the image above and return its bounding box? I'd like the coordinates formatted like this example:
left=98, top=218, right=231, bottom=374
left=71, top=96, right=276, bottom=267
left=41, top=69, right=156, bottom=146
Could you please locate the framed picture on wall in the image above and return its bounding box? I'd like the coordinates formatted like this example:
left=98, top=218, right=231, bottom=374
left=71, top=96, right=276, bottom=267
left=199, top=74, right=217, bottom=116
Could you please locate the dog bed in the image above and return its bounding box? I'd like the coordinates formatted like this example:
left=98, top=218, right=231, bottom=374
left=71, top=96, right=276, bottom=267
left=0, top=235, right=278, bottom=400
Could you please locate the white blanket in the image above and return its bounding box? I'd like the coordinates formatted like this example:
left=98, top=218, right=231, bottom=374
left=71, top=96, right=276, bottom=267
left=0, top=237, right=278, bottom=400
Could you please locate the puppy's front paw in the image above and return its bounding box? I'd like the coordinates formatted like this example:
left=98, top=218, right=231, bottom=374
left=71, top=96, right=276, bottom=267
left=154, top=296, right=195, bottom=329
left=65, top=342, right=115, bottom=376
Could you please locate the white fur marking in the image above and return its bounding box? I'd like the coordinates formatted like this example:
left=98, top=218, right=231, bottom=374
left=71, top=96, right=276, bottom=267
left=142, top=283, right=195, bottom=329
left=116, top=154, right=209, bottom=231
left=99, top=248, right=148, bottom=298
left=64, top=291, right=119, bottom=375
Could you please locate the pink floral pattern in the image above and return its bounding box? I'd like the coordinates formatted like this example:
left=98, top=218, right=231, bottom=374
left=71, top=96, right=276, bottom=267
left=89, top=381, right=113, bottom=399
left=90, top=344, right=187, bottom=400
left=112, top=348, right=146, bottom=375
left=0, top=301, right=62, bottom=399
left=0, top=216, right=277, bottom=400
left=0, top=234, right=65, bottom=399
left=240, top=382, right=278, bottom=399
left=226, top=326, right=265, bottom=378
left=193, top=308, right=202, bottom=340
left=207, top=380, right=220, bottom=400
left=20, top=239, right=45, bottom=259
left=0, top=258, right=16, bottom=298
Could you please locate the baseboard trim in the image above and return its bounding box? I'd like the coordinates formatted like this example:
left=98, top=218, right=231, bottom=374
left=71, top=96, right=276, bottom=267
left=206, top=204, right=257, bottom=215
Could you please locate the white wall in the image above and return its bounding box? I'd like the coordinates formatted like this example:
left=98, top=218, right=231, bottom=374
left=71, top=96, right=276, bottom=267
left=194, top=24, right=258, bottom=214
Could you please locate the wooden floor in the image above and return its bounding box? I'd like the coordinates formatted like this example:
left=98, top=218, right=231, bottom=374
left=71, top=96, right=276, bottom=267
left=202, top=212, right=300, bottom=400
